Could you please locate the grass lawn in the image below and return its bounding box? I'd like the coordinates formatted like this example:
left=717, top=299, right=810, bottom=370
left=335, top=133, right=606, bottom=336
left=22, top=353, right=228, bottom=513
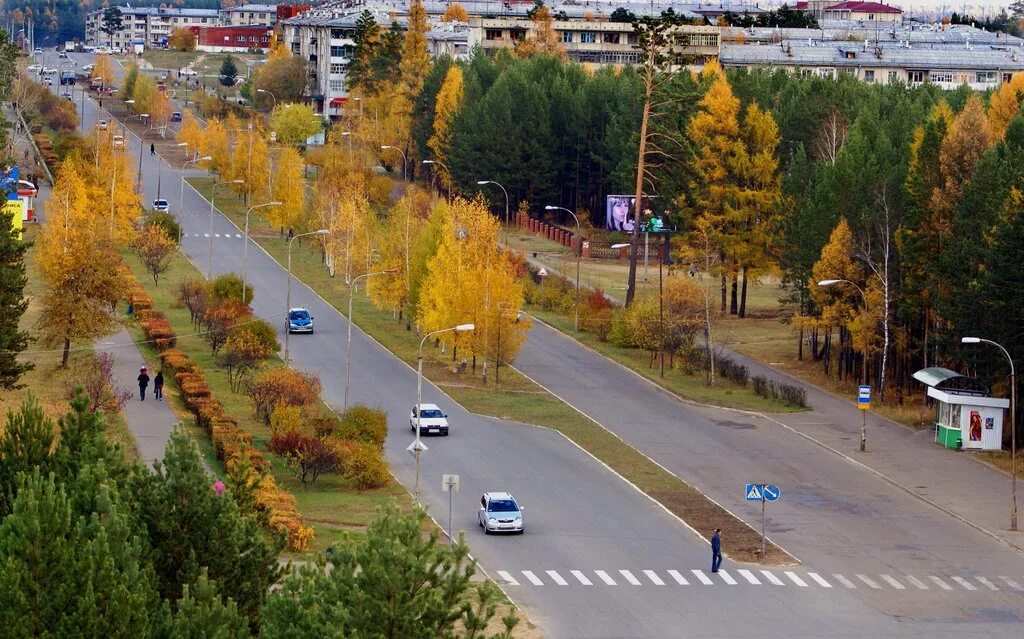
left=0, top=225, right=139, bottom=461
left=121, top=246, right=409, bottom=559
left=186, top=177, right=791, bottom=564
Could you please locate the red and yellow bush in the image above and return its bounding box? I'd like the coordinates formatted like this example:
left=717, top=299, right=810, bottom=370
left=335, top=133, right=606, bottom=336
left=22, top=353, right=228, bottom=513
left=159, top=348, right=196, bottom=373
left=245, top=367, right=322, bottom=424
left=142, top=316, right=176, bottom=350
left=254, top=474, right=313, bottom=552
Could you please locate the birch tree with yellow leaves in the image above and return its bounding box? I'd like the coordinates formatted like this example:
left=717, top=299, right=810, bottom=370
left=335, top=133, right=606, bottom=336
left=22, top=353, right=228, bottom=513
left=417, top=198, right=526, bottom=380
left=368, top=187, right=429, bottom=320
left=202, top=118, right=230, bottom=177
left=268, top=146, right=306, bottom=234
left=427, top=66, right=463, bottom=189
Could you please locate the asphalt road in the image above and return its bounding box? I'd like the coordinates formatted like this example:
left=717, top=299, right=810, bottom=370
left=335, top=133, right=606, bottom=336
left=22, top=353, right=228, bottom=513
left=35, top=49, right=1024, bottom=638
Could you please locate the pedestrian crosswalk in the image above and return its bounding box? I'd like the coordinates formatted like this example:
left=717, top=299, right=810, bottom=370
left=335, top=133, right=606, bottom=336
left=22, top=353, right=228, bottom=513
left=493, top=568, right=1024, bottom=594
left=183, top=233, right=243, bottom=239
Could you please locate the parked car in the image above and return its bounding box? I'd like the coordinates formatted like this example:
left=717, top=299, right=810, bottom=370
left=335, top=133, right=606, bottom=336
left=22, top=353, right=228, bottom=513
left=170, top=111, right=182, bottom=122
left=98, top=120, right=109, bottom=130
left=410, top=403, right=449, bottom=436
left=181, top=68, right=198, bottom=77
left=26, top=64, right=41, bottom=72
left=152, top=199, right=170, bottom=212
left=42, top=67, right=58, bottom=74
left=61, top=93, right=72, bottom=101
left=33, top=47, right=42, bottom=55
left=112, top=135, right=125, bottom=149
left=58, top=51, right=69, bottom=59
left=478, top=492, right=525, bottom=534
left=286, top=307, right=314, bottom=333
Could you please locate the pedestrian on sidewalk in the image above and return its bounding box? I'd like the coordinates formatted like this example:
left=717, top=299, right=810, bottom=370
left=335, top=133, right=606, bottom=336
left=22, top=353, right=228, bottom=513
left=150, top=142, right=155, bottom=155
left=213, top=478, right=226, bottom=497
left=711, top=528, right=722, bottom=573
left=154, top=370, right=164, bottom=401
left=137, top=366, right=150, bottom=401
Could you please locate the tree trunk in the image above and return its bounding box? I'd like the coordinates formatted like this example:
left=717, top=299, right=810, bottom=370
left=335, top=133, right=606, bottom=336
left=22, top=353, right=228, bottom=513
left=61, top=338, right=70, bottom=368
left=739, top=265, right=748, bottom=318
left=625, top=55, right=655, bottom=307
left=798, top=324, right=804, bottom=361
left=720, top=272, right=727, bottom=313
left=729, top=272, right=738, bottom=316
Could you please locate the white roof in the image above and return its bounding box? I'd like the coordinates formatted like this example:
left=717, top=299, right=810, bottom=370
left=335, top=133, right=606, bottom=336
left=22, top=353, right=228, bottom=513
left=225, top=4, right=278, bottom=12
left=926, top=387, right=1010, bottom=409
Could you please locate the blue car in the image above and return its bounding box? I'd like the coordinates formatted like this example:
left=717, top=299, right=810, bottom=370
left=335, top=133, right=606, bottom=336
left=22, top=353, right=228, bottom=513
left=287, top=307, right=314, bottom=334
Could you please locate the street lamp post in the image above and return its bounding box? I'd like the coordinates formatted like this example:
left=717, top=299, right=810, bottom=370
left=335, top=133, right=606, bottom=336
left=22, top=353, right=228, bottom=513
left=477, top=180, right=509, bottom=245
left=242, top=201, right=282, bottom=301
left=208, top=180, right=244, bottom=278
left=962, top=336, right=1017, bottom=532
left=285, top=230, right=331, bottom=366
left=422, top=159, right=450, bottom=201
left=181, top=155, right=212, bottom=211
left=344, top=268, right=399, bottom=410
left=380, top=145, right=407, bottom=182
left=411, top=323, right=475, bottom=498
left=545, top=205, right=582, bottom=332
left=818, top=278, right=870, bottom=451
left=256, top=88, right=277, bottom=112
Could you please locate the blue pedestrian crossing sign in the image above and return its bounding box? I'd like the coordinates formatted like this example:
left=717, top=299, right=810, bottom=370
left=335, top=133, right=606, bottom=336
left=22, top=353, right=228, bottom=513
left=858, top=385, right=871, bottom=410
left=763, top=484, right=781, bottom=502
left=745, top=484, right=763, bottom=501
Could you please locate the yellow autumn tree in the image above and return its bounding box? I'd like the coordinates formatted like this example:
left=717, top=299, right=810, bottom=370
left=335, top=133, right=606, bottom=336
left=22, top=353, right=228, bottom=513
left=150, top=90, right=173, bottom=129
left=229, top=126, right=271, bottom=202
left=203, top=118, right=231, bottom=176
left=417, top=197, right=527, bottom=378
left=176, top=109, right=204, bottom=159
left=427, top=66, right=463, bottom=189
left=441, top=3, right=468, bottom=21
left=987, top=73, right=1024, bottom=139
left=514, top=5, right=568, bottom=61
left=91, top=140, right=142, bottom=243
left=810, top=218, right=873, bottom=368
left=931, top=95, right=993, bottom=233
left=130, top=74, right=157, bottom=114
left=35, top=161, right=128, bottom=366
left=270, top=103, right=321, bottom=146
left=269, top=146, right=306, bottom=233
left=368, top=186, right=430, bottom=318
left=91, top=54, right=116, bottom=88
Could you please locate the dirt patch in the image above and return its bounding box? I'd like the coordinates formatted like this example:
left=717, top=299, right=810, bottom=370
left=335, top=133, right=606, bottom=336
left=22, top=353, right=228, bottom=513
left=650, top=489, right=792, bottom=565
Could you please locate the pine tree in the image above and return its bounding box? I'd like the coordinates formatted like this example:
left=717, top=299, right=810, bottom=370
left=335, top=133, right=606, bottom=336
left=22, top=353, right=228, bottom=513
left=0, top=394, right=54, bottom=517
left=0, top=189, right=31, bottom=388
left=162, top=568, right=250, bottom=639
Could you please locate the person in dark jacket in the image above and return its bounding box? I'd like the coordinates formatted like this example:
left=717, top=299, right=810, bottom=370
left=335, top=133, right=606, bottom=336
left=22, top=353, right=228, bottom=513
left=150, top=142, right=155, bottom=155
left=154, top=370, right=164, bottom=401
left=711, top=528, right=722, bottom=573
left=138, top=366, right=150, bottom=401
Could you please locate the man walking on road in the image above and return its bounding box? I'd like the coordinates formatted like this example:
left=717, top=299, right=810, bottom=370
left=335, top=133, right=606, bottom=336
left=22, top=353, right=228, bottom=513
left=150, top=142, right=155, bottom=155
left=137, top=366, right=150, bottom=401
left=711, top=528, right=722, bottom=573
left=154, top=370, right=164, bottom=401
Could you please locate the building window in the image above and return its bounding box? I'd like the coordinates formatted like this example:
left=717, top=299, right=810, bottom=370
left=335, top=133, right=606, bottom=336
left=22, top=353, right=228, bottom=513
left=1003, top=72, right=1014, bottom=83
left=560, top=31, right=572, bottom=43
left=330, top=45, right=345, bottom=57
left=485, top=29, right=502, bottom=41
left=888, top=70, right=898, bottom=82
left=330, top=63, right=344, bottom=73
left=908, top=70, right=925, bottom=83
left=580, top=31, right=596, bottom=44
left=929, top=71, right=953, bottom=83
left=819, top=68, right=835, bottom=78
left=329, top=79, right=344, bottom=93
left=977, top=71, right=997, bottom=83
left=603, top=32, right=619, bottom=44
left=867, top=13, right=875, bottom=19
left=627, top=33, right=638, bottom=44
left=864, top=70, right=875, bottom=82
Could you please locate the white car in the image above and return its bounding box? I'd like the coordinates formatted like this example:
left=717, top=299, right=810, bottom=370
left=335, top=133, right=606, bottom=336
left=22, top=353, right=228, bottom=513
left=98, top=120, right=109, bottom=130
left=42, top=67, right=58, bottom=75
left=152, top=199, right=170, bottom=212
left=181, top=68, right=198, bottom=77
left=27, top=64, right=41, bottom=72
left=33, top=48, right=42, bottom=55
left=478, top=492, right=525, bottom=535
left=410, top=403, right=449, bottom=436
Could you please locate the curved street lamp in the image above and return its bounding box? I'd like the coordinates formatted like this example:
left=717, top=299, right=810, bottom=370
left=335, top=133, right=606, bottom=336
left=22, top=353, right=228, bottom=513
left=545, top=205, right=582, bottom=332
left=344, top=268, right=400, bottom=409
left=242, top=201, right=282, bottom=301
left=818, top=277, right=870, bottom=451
left=477, top=180, right=509, bottom=245
left=208, top=180, right=244, bottom=278
left=380, top=145, right=407, bottom=182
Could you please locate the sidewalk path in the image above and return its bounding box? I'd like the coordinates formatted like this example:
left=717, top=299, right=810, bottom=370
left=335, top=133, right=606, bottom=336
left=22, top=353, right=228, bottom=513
left=96, top=329, right=178, bottom=469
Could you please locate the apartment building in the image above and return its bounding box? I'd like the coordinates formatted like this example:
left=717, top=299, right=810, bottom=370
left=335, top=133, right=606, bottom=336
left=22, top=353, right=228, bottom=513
left=468, top=17, right=720, bottom=67
left=85, top=6, right=220, bottom=49
left=222, top=4, right=280, bottom=26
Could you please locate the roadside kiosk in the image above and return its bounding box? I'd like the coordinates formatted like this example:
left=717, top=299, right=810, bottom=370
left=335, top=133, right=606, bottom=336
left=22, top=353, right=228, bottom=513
left=912, top=367, right=1008, bottom=451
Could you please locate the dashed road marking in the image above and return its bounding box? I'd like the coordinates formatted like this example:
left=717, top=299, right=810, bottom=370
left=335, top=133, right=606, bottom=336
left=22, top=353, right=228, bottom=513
left=833, top=574, right=857, bottom=589
left=880, top=575, right=905, bottom=590
left=643, top=570, right=665, bottom=585
left=691, top=570, right=714, bottom=585
left=807, top=572, right=832, bottom=588
left=951, top=576, right=977, bottom=591
left=595, top=570, right=617, bottom=586
left=522, top=571, right=543, bottom=586
left=496, top=571, right=518, bottom=586
left=857, top=574, right=881, bottom=589
left=1001, top=576, right=1023, bottom=590
left=717, top=569, right=738, bottom=585
left=737, top=569, right=761, bottom=585
left=571, top=570, right=592, bottom=586
left=785, top=571, right=809, bottom=587
left=976, top=576, right=1000, bottom=591
left=904, top=575, right=929, bottom=590
left=620, top=570, right=641, bottom=586
left=547, top=570, right=568, bottom=586
left=761, top=570, right=785, bottom=586
left=667, top=570, right=689, bottom=585
left=930, top=576, right=953, bottom=591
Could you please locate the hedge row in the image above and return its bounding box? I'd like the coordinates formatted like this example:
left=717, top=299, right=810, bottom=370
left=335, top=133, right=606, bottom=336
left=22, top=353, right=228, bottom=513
left=129, top=286, right=314, bottom=552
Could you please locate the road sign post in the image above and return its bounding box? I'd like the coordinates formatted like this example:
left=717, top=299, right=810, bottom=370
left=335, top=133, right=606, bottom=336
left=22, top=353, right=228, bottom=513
left=746, top=483, right=781, bottom=558
left=858, top=385, right=871, bottom=452
left=442, top=473, right=460, bottom=543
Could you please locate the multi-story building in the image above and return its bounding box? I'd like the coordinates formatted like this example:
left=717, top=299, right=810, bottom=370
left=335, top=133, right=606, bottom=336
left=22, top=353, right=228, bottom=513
left=467, top=17, right=719, bottom=67
left=222, top=4, right=280, bottom=27
left=719, top=23, right=1024, bottom=89
left=821, top=1, right=902, bottom=23
left=85, top=6, right=220, bottom=49
left=189, top=25, right=275, bottom=53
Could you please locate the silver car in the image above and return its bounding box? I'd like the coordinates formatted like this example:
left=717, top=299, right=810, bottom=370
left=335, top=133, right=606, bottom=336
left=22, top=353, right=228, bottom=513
left=478, top=492, right=525, bottom=534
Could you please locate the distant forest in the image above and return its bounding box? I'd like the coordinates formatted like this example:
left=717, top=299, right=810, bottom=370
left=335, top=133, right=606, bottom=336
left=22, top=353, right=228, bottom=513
left=1, top=1, right=225, bottom=45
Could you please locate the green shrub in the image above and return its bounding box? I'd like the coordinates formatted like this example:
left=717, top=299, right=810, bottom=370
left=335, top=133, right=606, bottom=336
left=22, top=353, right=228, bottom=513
left=344, top=443, right=390, bottom=489
left=335, top=405, right=388, bottom=449
left=231, top=317, right=280, bottom=354
left=210, top=273, right=254, bottom=305
left=147, top=211, right=181, bottom=243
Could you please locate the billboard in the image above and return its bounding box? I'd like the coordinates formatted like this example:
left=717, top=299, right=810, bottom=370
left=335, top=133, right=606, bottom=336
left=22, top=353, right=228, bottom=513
left=605, top=195, right=663, bottom=232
